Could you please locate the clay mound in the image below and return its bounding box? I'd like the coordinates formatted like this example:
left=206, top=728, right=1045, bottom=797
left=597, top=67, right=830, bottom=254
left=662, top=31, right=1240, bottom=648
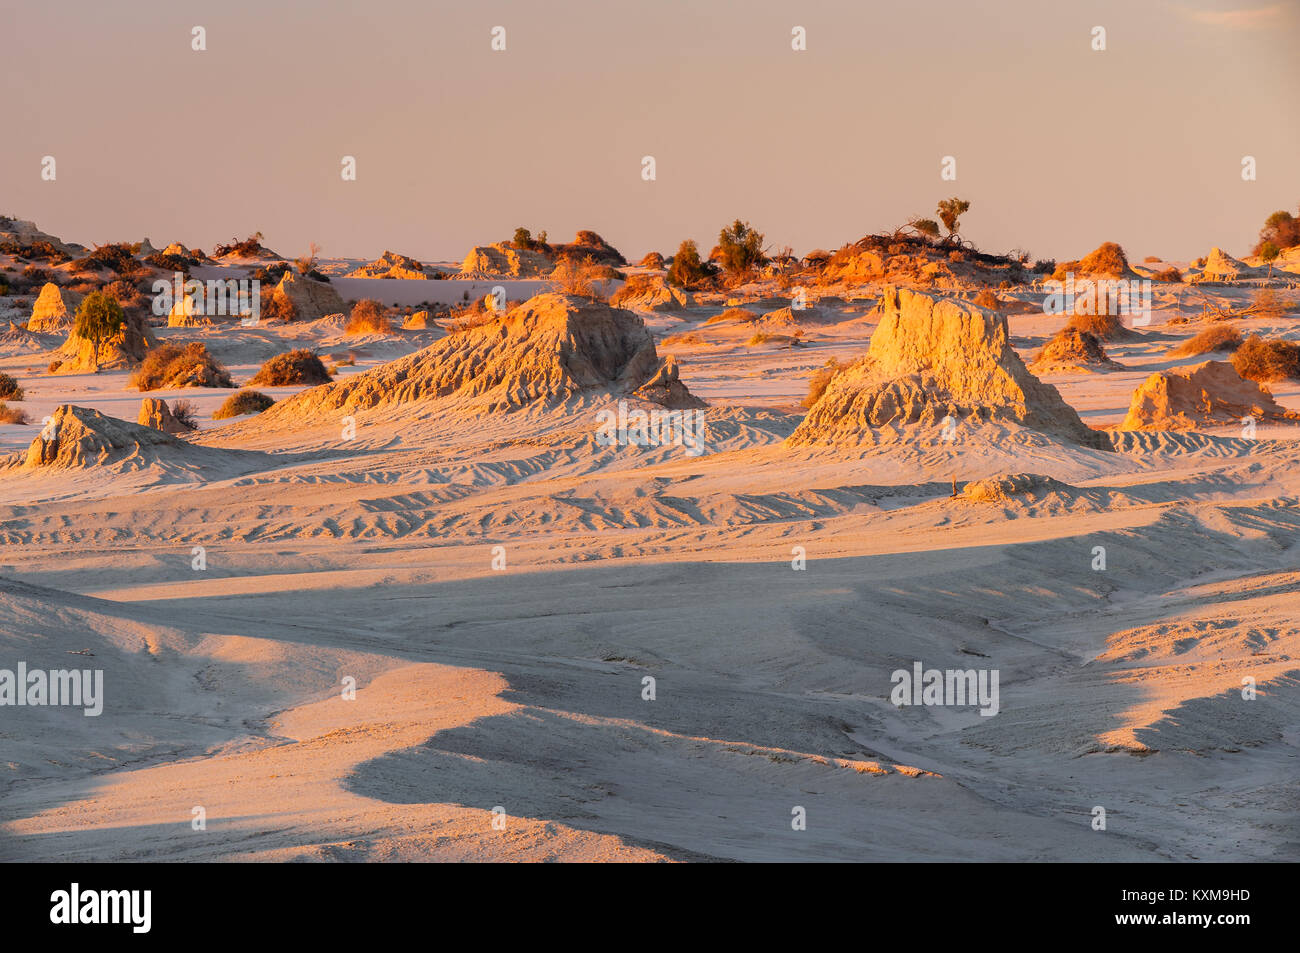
left=346, top=250, right=429, bottom=280
left=21, top=405, right=181, bottom=469
left=639, top=252, right=665, bottom=269
left=1031, top=328, right=1123, bottom=373
left=271, top=271, right=347, bottom=322
left=27, top=283, right=83, bottom=332
left=138, top=397, right=192, bottom=435
left=403, top=310, right=434, bottom=329
left=167, top=295, right=213, bottom=327
left=161, top=242, right=192, bottom=258
left=554, top=231, right=626, bottom=266
left=610, top=275, right=694, bottom=312
left=961, top=473, right=1074, bottom=504
left=264, top=292, right=704, bottom=418
left=53, top=310, right=156, bottom=372
left=1120, top=360, right=1299, bottom=431
left=1191, top=247, right=1266, bottom=283
left=0, top=321, right=56, bottom=353
left=0, top=219, right=82, bottom=257
left=821, top=248, right=885, bottom=283
left=459, top=243, right=554, bottom=279
left=789, top=286, right=1107, bottom=448
left=1064, top=311, right=1136, bottom=342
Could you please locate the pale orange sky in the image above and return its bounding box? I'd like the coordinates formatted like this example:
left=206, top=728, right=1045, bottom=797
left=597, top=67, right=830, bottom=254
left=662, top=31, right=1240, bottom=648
left=4, top=0, right=1298, bottom=263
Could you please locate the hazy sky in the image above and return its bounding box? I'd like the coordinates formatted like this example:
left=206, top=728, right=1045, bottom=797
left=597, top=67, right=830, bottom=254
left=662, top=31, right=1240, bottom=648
left=5, top=0, right=1298, bottom=263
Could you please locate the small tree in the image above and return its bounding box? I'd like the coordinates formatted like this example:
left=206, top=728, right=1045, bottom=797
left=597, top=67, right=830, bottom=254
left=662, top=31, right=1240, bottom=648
left=512, top=227, right=534, bottom=250
left=667, top=240, right=708, bottom=287
left=908, top=217, right=941, bottom=241
left=936, top=198, right=971, bottom=242
left=296, top=241, right=321, bottom=275
left=1259, top=240, right=1281, bottom=281
left=73, top=291, right=125, bottom=372
left=716, top=219, right=765, bottom=275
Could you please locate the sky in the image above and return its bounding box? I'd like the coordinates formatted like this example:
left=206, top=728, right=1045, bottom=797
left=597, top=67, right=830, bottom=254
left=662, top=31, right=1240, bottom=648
left=4, top=0, right=1299, bottom=264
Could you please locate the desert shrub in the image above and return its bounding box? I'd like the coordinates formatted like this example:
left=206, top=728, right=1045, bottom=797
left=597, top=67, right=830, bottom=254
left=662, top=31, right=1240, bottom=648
left=73, top=291, right=126, bottom=370
left=131, top=342, right=233, bottom=390
left=1231, top=335, right=1300, bottom=382
left=936, top=197, right=971, bottom=239
left=803, top=358, right=845, bottom=408
left=0, top=373, right=22, bottom=400
left=716, top=220, right=766, bottom=275
left=170, top=399, right=199, bottom=430
left=104, top=277, right=148, bottom=314
left=212, top=390, right=275, bottom=419
left=0, top=403, right=29, bottom=425
left=0, top=239, right=67, bottom=262
left=22, top=265, right=48, bottom=284
left=213, top=232, right=266, bottom=258
left=660, top=332, right=706, bottom=348
left=1169, top=324, right=1243, bottom=357
left=948, top=250, right=965, bottom=263
left=1143, top=256, right=1162, bottom=263
left=639, top=251, right=665, bottom=269
left=703, top=307, right=757, bottom=326
left=1033, top=258, right=1056, bottom=274
left=1152, top=267, right=1182, bottom=282
left=248, top=349, right=331, bottom=386
left=47, top=359, right=62, bottom=373
left=549, top=255, right=609, bottom=301
left=747, top=332, right=774, bottom=345
left=295, top=242, right=321, bottom=276
left=973, top=289, right=1000, bottom=309
left=667, top=240, right=710, bottom=287
left=252, top=262, right=291, bottom=284
left=1252, top=205, right=1300, bottom=256
left=144, top=252, right=191, bottom=272
left=1064, top=310, right=1126, bottom=340
left=1252, top=288, right=1298, bottom=319
left=73, top=242, right=136, bottom=275
left=346, top=298, right=391, bottom=335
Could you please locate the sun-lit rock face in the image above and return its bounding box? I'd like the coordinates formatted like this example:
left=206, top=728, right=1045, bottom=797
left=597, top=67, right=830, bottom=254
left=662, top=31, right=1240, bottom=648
left=22, top=405, right=177, bottom=469
left=1120, top=360, right=1296, bottom=431
left=459, top=243, right=554, bottom=279
left=27, top=283, right=83, bottom=333
left=271, top=271, right=348, bottom=322
left=262, top=292, right=703, bottom=418
left=1030, top=328, right=1122, bottom=374
left=789, top=286, right=1106, bottom=447
left=346, top=250, right=430, bottom=280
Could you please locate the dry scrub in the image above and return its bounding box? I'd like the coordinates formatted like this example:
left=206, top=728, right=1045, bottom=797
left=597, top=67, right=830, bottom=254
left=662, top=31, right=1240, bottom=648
left=213, top=390, right=275, bottom=419
left=1231, top=335, right=1300, bottom=383
left=248, top=349, right=331, bottom=386
left=1169, top=325, right=1243, bottom=357
left=131, top=342, right=234, bottom=390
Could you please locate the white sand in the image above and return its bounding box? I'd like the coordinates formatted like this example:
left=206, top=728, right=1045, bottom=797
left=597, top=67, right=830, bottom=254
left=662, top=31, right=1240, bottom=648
left=0, top=285, right=1297, bottom=862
